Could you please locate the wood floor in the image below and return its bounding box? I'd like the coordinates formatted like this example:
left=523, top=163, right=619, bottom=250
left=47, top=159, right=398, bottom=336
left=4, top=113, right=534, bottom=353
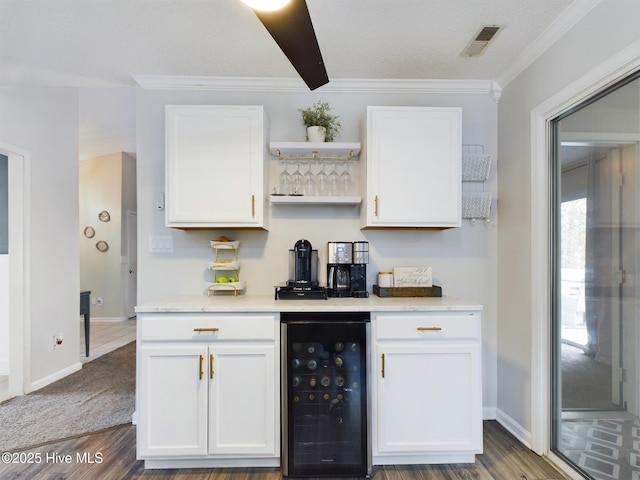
left=0, top=421, right=569, bottom=480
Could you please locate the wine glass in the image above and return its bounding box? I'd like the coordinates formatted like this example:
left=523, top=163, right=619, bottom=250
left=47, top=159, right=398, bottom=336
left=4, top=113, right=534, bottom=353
left=339, top=162, right=355, bottom=196
left=279, top=162, right=291, bottom=195
left=302, top=163, right=316, bottom=196
left=291, top=162, right=303, bottom=195
left=328, top=163, right=340, bottom=195
left=316, top=163, right=330, bottom=196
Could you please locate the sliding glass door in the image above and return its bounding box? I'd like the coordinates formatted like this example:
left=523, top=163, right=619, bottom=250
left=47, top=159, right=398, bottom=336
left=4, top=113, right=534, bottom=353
left=551, top=72, right=640, bottom=479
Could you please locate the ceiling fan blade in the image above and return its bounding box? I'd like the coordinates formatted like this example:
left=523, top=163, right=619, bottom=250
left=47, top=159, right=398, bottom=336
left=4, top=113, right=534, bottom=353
left=252, top=0, right=329, bottom=90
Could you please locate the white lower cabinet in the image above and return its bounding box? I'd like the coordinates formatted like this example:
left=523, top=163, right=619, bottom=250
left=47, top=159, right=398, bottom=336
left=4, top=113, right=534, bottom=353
left=208, top=344, right=276, bottom=456
left=139, top=345, right=208, bottom=457
left=137, top=313, right=279, bottom=468
left=136, top=307, right=483, bottom=470
left=372, top=311, right=483, bottom=464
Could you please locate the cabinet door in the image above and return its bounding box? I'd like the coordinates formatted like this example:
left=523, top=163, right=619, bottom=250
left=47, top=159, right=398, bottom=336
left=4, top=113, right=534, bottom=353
left=138, top=345, right=208, bottom=457
left=365, top=106, right=461, bottom=228
left=374, top=342, right=482, bottom=454
left=208, top=344, right=278, bottom=456
left=165, top=105, right=265, bottom=228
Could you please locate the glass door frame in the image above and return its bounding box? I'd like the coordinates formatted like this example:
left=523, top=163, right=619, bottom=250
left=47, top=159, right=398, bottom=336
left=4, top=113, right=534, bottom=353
left=528, top=48, right=640, bottom=476
left=530, top=66, right=640, bottom=479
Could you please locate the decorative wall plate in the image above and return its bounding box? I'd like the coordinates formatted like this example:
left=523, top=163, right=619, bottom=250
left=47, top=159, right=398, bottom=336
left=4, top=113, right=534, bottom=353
left=95, top=240, right=109, bottom=252
left=98, top=210, right=111, bottom=222
left=84, top=226, right=95, bottom=238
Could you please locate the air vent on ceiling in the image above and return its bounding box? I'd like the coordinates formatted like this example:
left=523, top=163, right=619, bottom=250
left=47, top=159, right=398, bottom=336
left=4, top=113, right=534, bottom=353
left=461, top=25, right=502, bottom=57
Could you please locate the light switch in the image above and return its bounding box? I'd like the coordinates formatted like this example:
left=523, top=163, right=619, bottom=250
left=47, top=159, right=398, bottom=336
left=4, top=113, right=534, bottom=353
left=149, top=235, right=174, bottom=253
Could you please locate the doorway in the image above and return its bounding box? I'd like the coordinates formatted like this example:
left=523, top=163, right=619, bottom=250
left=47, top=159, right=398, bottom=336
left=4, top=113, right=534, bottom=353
left=0, top=144, right=28, bottom=401
left=551, top=73, right=640, bottom=479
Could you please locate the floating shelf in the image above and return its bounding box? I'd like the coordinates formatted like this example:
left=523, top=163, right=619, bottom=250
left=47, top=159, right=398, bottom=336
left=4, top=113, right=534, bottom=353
left=269, top=142, right=361, bottom=161
left=269, top=195, right=362, bottom=205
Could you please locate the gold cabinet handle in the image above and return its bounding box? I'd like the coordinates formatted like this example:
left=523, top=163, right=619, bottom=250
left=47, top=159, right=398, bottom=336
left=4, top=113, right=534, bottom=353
left=193, top=328, right=220, bottom=333
left=251, top=194, right=255, bottom=217
left=374, top=195, right=379, bottom=217
left=199, top=354, right=204, bottom=380
left=417, top=326, right=442, bottom=331
left=381, top=353, right=385, bottom=378
left=209, top=354, right=214, bottom=379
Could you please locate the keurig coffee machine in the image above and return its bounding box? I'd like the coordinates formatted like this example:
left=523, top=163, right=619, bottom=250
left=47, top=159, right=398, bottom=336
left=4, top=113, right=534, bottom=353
left=275, top=239, right=327, bottom=299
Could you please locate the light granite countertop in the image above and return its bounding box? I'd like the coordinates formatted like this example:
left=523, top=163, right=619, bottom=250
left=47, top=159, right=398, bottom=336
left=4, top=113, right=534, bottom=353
left=135, top=294, right=483, bottom=313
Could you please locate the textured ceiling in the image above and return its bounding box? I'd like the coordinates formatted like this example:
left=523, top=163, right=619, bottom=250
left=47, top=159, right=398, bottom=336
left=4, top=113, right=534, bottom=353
left=0, top=0, right=586, bottom=88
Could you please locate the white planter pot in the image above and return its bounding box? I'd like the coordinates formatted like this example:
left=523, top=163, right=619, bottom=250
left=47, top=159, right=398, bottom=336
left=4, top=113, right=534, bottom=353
left=307, top=126, right=326, bottom=142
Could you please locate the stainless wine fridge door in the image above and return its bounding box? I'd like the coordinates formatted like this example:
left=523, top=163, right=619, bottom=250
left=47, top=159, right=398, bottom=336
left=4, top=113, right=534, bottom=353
left=281, top=312, right=371, bottom=478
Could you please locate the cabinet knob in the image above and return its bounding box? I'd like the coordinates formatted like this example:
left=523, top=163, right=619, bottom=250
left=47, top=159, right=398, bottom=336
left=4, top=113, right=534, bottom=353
left=199, top=354, right=204, bottom=380
left=194, top=328, right=220, bottom=333
left=210, top=354, right=214, bottom=379
left=381, top=353, right=385, bottom=378
left=417, top=326, right=442, bottom=331
left=374, top=195, right=379, bottom=217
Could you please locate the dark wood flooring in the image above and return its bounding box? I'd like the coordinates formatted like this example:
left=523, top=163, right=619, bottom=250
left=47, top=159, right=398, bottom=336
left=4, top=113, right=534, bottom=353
left=0, top=421, right=569, bottom=480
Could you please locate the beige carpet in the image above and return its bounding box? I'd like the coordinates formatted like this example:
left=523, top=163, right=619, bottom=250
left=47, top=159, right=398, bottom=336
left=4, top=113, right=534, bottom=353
left=0, top=341, right=135, bottom=452
left=561, top=342, right=619, bottom=410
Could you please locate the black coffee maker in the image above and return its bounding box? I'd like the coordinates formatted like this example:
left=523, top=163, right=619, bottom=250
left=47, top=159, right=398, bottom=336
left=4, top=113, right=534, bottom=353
left=288, top=239, right=318, bottom=288
left=350, top=241, right=369, bottom=298
left=327, top=241, right=369, bottom=298
left=276, top=239, right=326, bottom=299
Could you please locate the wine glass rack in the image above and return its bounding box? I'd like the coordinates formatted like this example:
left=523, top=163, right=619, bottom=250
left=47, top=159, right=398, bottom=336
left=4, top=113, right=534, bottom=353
left=269, top=142, right=362, bottom=205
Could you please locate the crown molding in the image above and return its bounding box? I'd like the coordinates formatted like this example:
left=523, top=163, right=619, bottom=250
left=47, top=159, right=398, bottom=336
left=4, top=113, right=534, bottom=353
left=496, top=0, right=602, bottom=88
left=133, top=74, right=499, bottom=98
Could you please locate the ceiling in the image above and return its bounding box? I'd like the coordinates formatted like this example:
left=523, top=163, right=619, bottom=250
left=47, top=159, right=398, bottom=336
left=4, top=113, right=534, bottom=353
left=0, top=0, right=595, bottom=90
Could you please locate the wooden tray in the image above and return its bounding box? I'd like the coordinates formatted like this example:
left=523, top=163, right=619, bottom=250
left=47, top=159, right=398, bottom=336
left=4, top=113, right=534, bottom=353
left=373, top=284, right=442, bottom=297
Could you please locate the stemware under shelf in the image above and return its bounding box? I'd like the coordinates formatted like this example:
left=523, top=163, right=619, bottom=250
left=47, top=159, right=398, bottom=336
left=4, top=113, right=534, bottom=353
left=328, top=163, right=340, bottom=195
left=316, top=165, right=330, bottom=196
left=291, top=163, right=303, bottom=195
left=302, top=164, right=316, bottom=196
left=339, top=163, right=354, bottom=196
left=279, top=163, right=292, bottom=196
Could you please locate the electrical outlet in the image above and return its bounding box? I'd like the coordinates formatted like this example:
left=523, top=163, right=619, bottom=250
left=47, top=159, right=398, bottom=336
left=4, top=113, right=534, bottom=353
left=53, top=333, right=63, bottom=349
left=96, top=297, right=104, bottom=306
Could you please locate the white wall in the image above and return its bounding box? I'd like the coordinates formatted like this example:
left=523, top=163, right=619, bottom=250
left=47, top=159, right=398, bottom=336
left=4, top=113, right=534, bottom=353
left=497, top=0, right=640, bottom=441
left=136, top=86, right=499, bottom=414
left=0, top=154, right=7, bottom=374
left=0, top=86, right=81, bottom=389
left=0, top=255, right=8, bottom=375
left=79, top=87, right=136, bottom=161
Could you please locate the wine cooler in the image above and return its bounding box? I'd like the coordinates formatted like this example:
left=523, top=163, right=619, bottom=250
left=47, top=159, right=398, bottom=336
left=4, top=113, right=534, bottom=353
left=281, top=312, right=371, bottom=478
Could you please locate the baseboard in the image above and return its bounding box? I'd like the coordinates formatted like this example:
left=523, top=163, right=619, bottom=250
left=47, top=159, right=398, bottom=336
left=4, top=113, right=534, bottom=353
left=30, top=361, right=82, bottom=392
left=483, top=405, right=497, bottom=420
left=0, top=359, right=8, bottom=375
left=81, top=316, right=128, bottom=323
left=495, top=408, right=532, bottom=449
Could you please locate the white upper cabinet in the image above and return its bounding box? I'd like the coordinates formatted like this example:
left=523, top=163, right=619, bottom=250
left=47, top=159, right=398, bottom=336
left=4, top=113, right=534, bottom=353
left=363, top=106, right=462, bottom=229
left=165, top=105, right=266, bottom=229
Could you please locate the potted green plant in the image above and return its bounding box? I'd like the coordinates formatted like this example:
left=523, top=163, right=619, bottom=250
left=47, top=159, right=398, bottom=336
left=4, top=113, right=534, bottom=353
left=298, top=101, right=342, bottom=142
